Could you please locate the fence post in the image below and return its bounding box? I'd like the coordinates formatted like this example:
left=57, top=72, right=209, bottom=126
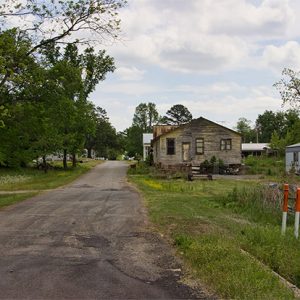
left=281, top=184, right=289, bottom=235
left=294, top=188, right=300, bottom=239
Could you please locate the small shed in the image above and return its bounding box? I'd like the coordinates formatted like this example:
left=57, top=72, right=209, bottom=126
left=285, top=143, right=300, bottom=173
left=143, top=133, right=153, bottom=161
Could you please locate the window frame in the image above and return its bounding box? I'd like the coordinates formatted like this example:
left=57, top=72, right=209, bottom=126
left=294, top=152, right=299, bottom=163
left=166, top=138, right=175, bottom=155
left=220, top=139, right=232, bottom=151
left=195, top=138, right=204, bottom=155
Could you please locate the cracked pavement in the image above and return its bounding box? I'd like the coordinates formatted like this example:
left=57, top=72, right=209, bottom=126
left=0, top=161, right=209, bottom=299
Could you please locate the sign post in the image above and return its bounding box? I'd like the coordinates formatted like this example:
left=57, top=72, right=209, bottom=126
left=281, top=184, right=289, bottom=235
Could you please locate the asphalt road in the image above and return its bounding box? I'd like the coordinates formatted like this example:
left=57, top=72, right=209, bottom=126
left=0, top=161, right=208, bottom=299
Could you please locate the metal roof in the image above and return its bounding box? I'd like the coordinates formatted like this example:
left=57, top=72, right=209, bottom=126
left=286, top=143, right=300, bottom=148
left=242, top=143, right=270, bottom=151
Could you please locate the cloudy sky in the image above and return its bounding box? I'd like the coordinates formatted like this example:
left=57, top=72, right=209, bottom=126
left=90, top=0, right=300, bottom=132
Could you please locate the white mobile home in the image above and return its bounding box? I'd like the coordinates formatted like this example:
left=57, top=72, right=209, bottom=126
left=285, top=143, right=300, bottom=173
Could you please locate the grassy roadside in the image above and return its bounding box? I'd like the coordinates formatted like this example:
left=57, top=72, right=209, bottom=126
left=0, top=160, right=102, bottom=208
left=0, top=160, right=101, bottom=191
left=0, top=192, right=39, bottom=209
left=129, top=174, right=298, bottom=299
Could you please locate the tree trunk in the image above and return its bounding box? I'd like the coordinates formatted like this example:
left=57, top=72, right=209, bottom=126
left=87, top=147, right=92, bottom=159
left=63, top=149, right=67, bottom=170
left=42, top=155, right=48, bottom=173
left=72, top=153, right=77, bottom=168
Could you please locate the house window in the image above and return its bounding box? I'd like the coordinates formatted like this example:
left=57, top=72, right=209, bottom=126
left=196, top=138, right=204, bottom=154
left=294, top=152, right=298, bottom=163
left=220, top=139, right=232, bottom=150
left=167, top=138, right=175, bottom=155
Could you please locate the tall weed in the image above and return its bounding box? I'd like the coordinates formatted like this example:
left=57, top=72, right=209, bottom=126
left=221, top=184, right=282, bottom=224
left=175, top=233, right=293, bottom=299
left=240, top=226, right=300, bottom=287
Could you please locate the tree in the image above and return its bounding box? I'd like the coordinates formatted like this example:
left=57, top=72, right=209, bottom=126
left=274, top=68, right=300, bottom=109
left=234, top=117, right=256, bottom=143
left=161, top=104, right=192, bottom=125
left=0, top=36, right=115, bottom=168
left=132, top=102, right=159, bottom=132
left=0, top=0, right=125, bottom=51
left=124, top=125, right=143, bottom=157
left=85, top=106, right=120, bottom=160
left=255, top=110, right=286, bottom=142
left=0, top=0, right=125, bottom=88
left=42, top=43, right=115, bottom=168
left=0, top=29, right=37, bottom=104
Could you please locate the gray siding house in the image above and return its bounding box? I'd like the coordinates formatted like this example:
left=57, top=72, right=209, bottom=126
left=285, top=143, right=300, bottom=173
left=152, top=117, right=242, bottom=169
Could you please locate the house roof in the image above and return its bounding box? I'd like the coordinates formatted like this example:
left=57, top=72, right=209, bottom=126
left=143, top=133, right=153, bottom=144
left=286, top=143, right=300, bottom=148
left=152, top=117, right=240, bottom=142
left=242, top=143, right=270, bottom=151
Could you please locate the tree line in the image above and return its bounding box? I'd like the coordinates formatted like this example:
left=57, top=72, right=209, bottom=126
left=0, top=0, right=126, bottom=169
left=123, top=103, right=193, bottom=157
left=235, top=68, right=300, bottom=155
left=1, top=1, right=300, bottom=165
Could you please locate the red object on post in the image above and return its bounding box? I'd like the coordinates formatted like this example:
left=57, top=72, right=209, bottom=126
left=283, top=184, right=289, bottom=212
left=296, top=188, right=300, bottom=212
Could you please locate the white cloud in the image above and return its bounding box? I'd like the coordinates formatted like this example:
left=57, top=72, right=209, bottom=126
left=206, top=0, right=294, bottom=39
left=97, top=81, right=162, bottom=96
left=262, top=41, right=300, bottom=72
left=86, top=0, right=300, bottom=131
left=156, top=89, right=282, bottom=130
left=115, top=66, right=146, bottom=81
left=172, top=82, right=245, bottom=95
left=91, top=79, right=284, bottom=131
left=104, top=0, right=299, bottom=74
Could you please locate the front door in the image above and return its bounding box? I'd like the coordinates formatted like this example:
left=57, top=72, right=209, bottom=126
left=182, top=143, right=191, bottom=162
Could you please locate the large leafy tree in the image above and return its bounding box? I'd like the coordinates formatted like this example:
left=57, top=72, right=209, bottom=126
left=0, top=29, right=37, bottom=104
left=255, top=109, right=300, bottom=143
left=0, top=0, right=125, bottom=90
left=234, top=117, right=256, bottom=143
left=0, top=33, right=115, bottom=168
left=124, top=125, right=144, bottom=157
left=132, top=102, right=159, bottom=132
left=161, top=104, right=192, bottom=125
left=85, top=107, right=120, bottom=159
left=44, top=43, right=115, bottom=168
left=125, top=102, right=159, bottom=158
left=255, top=110, right=286, bottom=142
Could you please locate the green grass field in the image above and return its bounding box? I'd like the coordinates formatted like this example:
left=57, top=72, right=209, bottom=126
left=130, top=175, right=299, bottom=299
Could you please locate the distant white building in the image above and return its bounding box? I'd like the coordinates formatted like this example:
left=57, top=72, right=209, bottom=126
left=242, top=143, right=270, bottom=157
left=285, top=143, right=300, bottom=173
left=143, top=133, right=153, bottom=161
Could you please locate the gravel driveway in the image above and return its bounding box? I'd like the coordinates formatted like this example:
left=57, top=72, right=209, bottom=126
left=0, top=161, right=208, bottom=299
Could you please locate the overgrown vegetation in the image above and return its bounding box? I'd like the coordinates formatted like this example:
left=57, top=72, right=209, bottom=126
left=130, top=174, right=299, bottom=299
left=244, top=155, right=285, bottom=177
